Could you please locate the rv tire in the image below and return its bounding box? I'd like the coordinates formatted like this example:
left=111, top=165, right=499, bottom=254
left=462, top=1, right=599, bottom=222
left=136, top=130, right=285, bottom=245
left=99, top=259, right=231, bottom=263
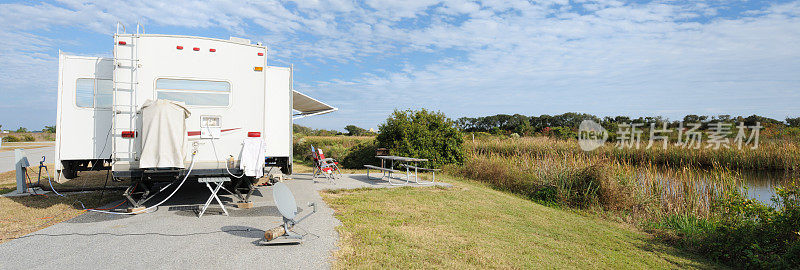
left=61, top=161, right=78, bottom=179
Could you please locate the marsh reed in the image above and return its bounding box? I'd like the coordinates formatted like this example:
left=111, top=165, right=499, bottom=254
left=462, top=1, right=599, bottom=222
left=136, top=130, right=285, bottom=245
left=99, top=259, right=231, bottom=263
left=455, top=137, right=758, bottom=220
left=471, top=136, right=800, bottom=171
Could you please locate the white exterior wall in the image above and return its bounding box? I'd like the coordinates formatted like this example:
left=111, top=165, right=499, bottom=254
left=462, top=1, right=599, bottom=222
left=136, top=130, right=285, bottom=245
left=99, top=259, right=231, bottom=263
left=264, top=66, right=292, bottom=157
left=112, top=34, right=269, bottom=171
left=54, top=54, right=114, bottom=171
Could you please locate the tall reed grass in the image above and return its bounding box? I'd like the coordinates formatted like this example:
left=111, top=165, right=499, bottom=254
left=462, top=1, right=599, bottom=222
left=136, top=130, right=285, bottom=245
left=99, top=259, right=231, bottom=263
left=452, top=149, right=741, bottom=220
left=471, top=137, right=800, bottom=171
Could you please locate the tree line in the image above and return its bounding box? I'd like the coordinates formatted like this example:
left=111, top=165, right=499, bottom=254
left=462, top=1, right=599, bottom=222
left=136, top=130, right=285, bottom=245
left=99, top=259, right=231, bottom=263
left=0, top=124, right=56, bottom=133
left=293, top=124, right=376, bottom=136
left=456, top=113, right=800, bottom=136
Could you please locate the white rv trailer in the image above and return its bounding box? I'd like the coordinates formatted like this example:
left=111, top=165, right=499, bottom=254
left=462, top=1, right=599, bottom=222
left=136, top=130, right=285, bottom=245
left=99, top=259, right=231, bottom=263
left=54, top=27, right=336, bottom=205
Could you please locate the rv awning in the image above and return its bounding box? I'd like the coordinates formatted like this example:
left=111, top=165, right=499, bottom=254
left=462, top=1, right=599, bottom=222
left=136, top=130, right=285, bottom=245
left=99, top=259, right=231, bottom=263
left=293, top=90, right=337, bottom=119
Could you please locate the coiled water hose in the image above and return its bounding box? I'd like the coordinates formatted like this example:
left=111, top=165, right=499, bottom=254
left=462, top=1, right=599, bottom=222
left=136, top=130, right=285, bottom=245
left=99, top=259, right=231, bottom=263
left=46, top=150, right=198, bottom=215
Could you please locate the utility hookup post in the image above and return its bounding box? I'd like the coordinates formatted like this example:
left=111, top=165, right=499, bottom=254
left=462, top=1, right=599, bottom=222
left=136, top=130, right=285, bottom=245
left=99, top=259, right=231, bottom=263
left=15, top=149, right=30, bottom=194
left=472, top=133, right=474, bottom=143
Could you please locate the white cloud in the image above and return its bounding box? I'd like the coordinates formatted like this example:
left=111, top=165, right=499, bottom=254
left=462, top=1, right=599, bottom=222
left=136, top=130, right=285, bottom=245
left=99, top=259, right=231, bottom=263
left=1, top=0, right=799, bottom=130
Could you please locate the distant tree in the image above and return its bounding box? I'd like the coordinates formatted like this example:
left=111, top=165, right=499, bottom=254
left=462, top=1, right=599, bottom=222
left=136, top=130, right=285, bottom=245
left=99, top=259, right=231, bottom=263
left=714, top=114, right=732, bottom=123
left=455, top=117, right=474, bottom=131
left=743, top=115, right=782, bottom=127
left=787, top=117, right=800, bottom=128
left=43, top=125, right=56, bottom=133
left=15, top=127, right=28, bottom=133
left=507, top=114, right=533, bottom=135
left=344, top=125, right=367, bottom=136
left=293, top=124, right=342, bottom=136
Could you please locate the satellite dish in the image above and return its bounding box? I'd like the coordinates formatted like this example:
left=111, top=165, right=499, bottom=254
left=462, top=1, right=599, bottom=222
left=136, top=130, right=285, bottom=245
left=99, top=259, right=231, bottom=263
left=272, top=182, right=297, bottom=220
left=262, top=182, right=316, bottom=245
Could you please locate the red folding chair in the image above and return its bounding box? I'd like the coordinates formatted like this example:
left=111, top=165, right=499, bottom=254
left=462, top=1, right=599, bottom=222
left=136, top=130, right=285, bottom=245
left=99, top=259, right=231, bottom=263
left=311, top=145, right=341, bottom=182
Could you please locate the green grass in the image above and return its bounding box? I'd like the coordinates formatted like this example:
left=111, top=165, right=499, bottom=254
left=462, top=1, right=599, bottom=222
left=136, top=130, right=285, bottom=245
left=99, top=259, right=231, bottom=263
left=321, top=176, right=719, bottom=269
left=0, top=185, right=14, bottom=195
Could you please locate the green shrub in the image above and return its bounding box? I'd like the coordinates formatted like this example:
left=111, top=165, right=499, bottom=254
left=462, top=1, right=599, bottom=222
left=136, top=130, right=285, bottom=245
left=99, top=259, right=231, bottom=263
left=2, top=136, right=20, bottom=142
left=690, top=182, right=800, bottom=269
left=341, top=141, right=378, bottom=168
left=22, top=134, right=35, bottom=142
left=376, top=109, right=464, bottom=168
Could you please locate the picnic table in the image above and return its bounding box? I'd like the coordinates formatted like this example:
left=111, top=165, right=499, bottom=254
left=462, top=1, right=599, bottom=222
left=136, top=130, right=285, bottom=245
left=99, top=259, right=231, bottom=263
left=364, top=156, right=438, bottom=185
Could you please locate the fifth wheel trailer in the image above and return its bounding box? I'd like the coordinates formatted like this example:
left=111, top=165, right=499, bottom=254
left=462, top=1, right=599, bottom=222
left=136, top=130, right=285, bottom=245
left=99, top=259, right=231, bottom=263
left=54, top=28, right=336, bottom=206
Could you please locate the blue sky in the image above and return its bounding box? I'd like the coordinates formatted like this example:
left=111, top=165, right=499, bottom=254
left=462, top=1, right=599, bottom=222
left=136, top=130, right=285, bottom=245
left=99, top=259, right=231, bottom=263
left=1, top=0, right=799, bottom=131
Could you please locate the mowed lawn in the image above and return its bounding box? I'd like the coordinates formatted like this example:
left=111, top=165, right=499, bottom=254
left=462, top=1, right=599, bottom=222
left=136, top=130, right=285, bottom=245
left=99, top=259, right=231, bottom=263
left=322, top=176, right=718, bottom=269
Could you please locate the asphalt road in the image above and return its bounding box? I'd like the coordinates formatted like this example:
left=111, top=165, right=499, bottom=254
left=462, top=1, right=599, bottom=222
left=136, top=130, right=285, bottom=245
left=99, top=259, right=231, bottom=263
left=0, top=173, right=450, bottom=269
left=0, top=145, right=54, bottom=173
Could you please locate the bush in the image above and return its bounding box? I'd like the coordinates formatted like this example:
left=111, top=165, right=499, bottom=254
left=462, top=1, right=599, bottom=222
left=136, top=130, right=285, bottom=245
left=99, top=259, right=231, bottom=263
left=341, top=141, right=378, bottom=168
left=689, top=182, right=800, bottom=269
left=22, top=134, right=35, bottom=142
left=2, top=136, right=20, bottom=142
left=376, top=109, right=464, bottom=168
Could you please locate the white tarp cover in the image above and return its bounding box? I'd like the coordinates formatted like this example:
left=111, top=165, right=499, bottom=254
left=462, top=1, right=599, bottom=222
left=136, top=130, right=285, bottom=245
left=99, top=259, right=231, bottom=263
left=293, top=90, right=337, bottom=117
left=139, top=99, right=191, bottom=169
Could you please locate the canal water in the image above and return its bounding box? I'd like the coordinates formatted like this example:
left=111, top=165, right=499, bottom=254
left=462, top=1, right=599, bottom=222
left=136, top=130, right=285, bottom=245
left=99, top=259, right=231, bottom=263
left=737, top=170, right=797, bottom=206
left=647, top=167, right=797, bottom=206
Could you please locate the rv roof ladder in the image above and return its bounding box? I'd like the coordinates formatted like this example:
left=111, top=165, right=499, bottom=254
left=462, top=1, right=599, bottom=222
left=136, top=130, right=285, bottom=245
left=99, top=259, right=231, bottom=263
left=111, top=23, right=141, bottom=164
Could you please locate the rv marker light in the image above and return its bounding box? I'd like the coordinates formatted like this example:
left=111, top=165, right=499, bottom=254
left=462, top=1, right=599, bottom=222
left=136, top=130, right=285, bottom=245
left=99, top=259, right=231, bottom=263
left=254, top=66, right=263, bottom=71
left=248, top=132, right=261, bottom=137
left=118, top=41, right=127, bottom=45
left=258, top=52, right=264, bottom=56
left=209, top=48, right=216, bottom=52
left=193, top=47, right=200, bottom=51
left=176, top=46, right=183, bottom=50
left=121, top=131, right=137, bottom=138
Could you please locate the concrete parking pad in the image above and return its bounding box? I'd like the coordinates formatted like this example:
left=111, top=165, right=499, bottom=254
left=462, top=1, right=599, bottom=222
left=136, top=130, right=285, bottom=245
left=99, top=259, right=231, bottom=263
left=0, top=173, right=448, bottom=269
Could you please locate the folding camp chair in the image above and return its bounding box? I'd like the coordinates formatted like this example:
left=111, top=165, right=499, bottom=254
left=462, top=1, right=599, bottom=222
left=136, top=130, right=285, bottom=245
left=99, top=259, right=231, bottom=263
left=311, top=145, right=341, bottom=183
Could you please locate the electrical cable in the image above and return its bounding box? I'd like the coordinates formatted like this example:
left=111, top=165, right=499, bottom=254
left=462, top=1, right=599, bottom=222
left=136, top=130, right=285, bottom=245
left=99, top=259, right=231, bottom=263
left=39, top=148, right=196, bottom=215
left=87, top=150, right=197, bottom=215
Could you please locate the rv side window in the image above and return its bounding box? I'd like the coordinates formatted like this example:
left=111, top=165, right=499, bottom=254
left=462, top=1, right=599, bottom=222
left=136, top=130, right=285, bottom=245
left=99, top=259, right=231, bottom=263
left=155, top=78, right=230, bottom=106
left=75, top=78, right=113, bottom=109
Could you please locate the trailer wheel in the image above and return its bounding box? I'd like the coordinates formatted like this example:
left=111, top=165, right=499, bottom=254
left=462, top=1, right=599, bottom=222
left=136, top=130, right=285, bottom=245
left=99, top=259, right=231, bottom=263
left=279, top=158, right=292, bottom=175
left=61, top=161, right=78, bottom=179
